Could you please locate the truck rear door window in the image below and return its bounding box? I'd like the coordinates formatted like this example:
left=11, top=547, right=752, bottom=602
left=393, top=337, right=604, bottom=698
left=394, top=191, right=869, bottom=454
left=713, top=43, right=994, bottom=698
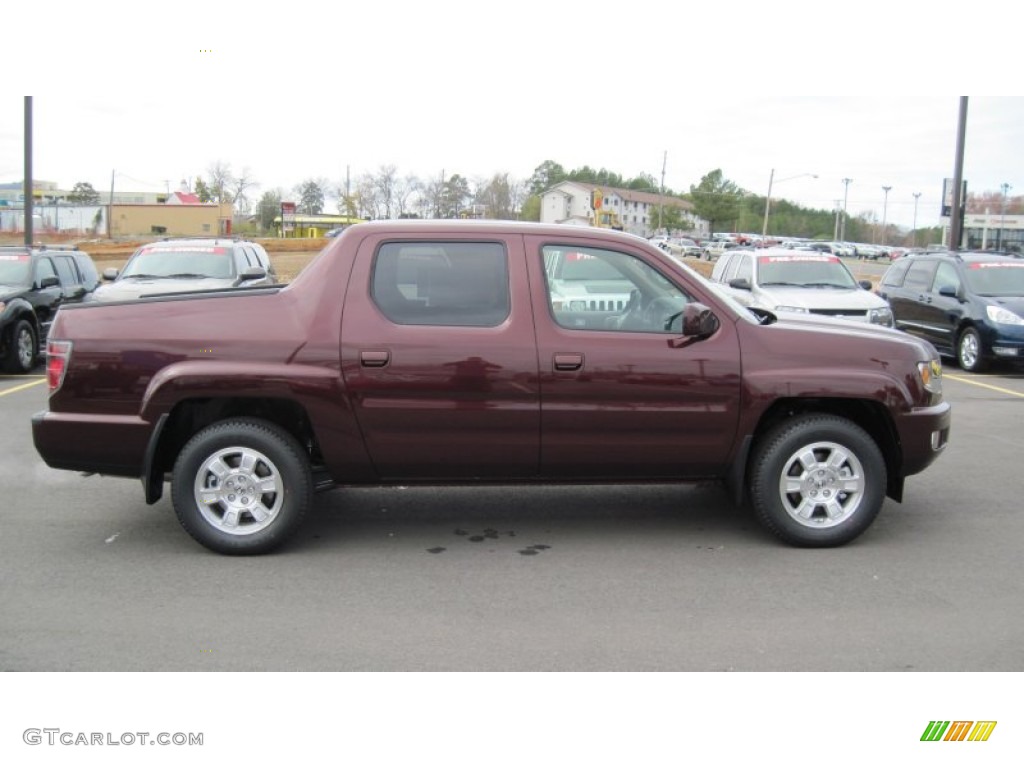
left=372, top=242, right=509, bottom=327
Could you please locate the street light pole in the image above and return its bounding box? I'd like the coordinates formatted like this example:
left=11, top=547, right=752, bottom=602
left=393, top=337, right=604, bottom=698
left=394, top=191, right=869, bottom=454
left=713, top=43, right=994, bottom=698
left=881, top=186, right=892, bottom=245
left=912, top=192, right=921, bottom=247
left=840, top=178, right=853, bottom=242
left=1000, top=182, right=1011, bottom=250
left=761, top=168, right=775, bottom=238
left=762, top=170, right=816, bottom=239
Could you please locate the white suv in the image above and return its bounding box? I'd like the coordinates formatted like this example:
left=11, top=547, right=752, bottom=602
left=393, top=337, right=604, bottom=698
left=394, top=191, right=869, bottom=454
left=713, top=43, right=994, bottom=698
left=709, top=248, right=894, bottom=325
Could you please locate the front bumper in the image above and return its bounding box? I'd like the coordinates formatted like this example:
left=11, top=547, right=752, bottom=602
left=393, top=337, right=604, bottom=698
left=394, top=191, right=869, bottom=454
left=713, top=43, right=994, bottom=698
left=894, top=401, right=952, bottom=478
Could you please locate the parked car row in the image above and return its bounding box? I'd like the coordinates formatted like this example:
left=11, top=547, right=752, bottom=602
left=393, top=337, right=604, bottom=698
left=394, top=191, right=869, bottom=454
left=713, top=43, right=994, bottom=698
left=0, top=237, right=278, bottom=373
left=0, top=244, right=100, bottom=373
left=877, top=250, right=1024, bottom=371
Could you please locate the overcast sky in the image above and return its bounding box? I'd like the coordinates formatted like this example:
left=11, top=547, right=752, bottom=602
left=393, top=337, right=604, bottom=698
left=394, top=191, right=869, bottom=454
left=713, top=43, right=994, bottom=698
left=3, top=2, right=1020, bottom=231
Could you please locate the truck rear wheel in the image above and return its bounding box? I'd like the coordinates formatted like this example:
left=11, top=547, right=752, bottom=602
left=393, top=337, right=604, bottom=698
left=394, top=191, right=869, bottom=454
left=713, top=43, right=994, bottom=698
left=749, top=414, right=886, bottom=547
left=171, top=419, right=312, bottom=555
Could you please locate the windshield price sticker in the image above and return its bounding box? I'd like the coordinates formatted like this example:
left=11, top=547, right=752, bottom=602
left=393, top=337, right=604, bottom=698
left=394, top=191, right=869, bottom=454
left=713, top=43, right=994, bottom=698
left=760, top=255, right=836, bottom=264
left=970, top=262, right=1024, bottom=269
left=141, top=246, right=228, bottom=255
left=0, top=254, right=30, bottom=261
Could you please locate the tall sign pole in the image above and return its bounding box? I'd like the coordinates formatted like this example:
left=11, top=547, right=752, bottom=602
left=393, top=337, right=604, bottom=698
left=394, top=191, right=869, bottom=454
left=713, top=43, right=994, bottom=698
left=24, top=97, right=33, bottom=245
left=949, top=97, right=968, bottom=251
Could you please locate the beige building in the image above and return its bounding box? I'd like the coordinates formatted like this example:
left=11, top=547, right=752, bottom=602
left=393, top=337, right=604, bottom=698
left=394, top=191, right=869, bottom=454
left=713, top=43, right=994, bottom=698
left=540, top=181, right=704, bottom=238
left=109, top=202, right=235, bottom=237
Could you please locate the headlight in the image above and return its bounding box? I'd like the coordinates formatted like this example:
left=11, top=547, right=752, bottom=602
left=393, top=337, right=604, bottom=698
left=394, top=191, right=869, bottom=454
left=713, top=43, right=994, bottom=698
left=868, top=306, right=894, bottom=326
left=918, top=359, right=943, bottom=397
left=774, top=305, right=808, bottom=313
left=986, top=305, right=1024, bottom=326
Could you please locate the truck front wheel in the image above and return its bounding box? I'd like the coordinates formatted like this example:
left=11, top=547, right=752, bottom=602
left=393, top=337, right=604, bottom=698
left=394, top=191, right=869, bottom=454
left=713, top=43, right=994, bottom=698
left=749, top=415, right=886, bottom=547
left=171, top=419, right=312, bottom=555
left=3, top=319, right=37, bottom=373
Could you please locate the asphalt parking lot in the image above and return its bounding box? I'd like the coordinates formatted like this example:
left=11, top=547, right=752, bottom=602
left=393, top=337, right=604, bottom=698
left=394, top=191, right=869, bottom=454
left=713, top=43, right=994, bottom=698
left=2, top=363, right=1022, bottom=672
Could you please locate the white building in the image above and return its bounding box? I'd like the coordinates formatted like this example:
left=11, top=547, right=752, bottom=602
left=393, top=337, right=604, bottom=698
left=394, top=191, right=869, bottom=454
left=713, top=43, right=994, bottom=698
left=540, top=181, right=705, bottom=237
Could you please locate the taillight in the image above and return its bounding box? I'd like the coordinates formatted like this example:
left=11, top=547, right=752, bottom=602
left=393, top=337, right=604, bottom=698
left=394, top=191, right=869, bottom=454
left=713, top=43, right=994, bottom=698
left=46, top=340, right=73, bottom=393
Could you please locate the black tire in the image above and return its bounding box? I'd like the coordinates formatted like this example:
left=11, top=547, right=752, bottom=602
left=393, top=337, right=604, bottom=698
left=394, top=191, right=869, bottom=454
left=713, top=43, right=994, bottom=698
left=171, top=419, right=312, bottom=555
left=3, top=319, right=37, bottom=374
left=956, top=327, right=987, bottom=373
left=749, top=414, right=886, bottom=547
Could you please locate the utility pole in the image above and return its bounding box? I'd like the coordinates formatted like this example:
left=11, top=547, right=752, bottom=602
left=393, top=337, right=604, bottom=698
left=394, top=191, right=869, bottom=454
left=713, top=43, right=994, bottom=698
left=24, top=96, right=33, bottom=246
left=108, top=170, right=115, bottom=238
left=999, top=182, right=1011, bottom=250
left=659, top=150, right=666, bottom=236
left=881, top=186, right=892, bottom=245
left=840, top=178, right=852, bottom=242
left=949, top=97, right=968, bottom=252
left=762, top=168, right=775, bottom=238
left=833, top=199, right=842, bottom=241
left=912, top=192, right=921, bottom=247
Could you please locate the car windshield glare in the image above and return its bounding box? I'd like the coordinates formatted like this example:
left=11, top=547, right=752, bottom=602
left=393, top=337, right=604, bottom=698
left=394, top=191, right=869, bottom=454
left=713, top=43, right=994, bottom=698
left=964, top=262, right=1024, bottom=295
left=121, top=247, right=235, bottom=280
left=758, top=255, right=856, bottom=288
left=0, top=255, right=31, bottom=285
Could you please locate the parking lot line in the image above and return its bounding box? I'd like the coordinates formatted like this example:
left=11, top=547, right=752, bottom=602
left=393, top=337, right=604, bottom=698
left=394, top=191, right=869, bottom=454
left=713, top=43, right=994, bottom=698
left=944, top=373, right=1024, bottom=398
left=0, top=377, right=46, bottom=397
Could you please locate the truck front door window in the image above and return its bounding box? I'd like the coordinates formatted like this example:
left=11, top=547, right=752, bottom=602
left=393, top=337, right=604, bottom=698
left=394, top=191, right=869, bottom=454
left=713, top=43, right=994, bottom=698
left=541, top=245, right=689, bottom=333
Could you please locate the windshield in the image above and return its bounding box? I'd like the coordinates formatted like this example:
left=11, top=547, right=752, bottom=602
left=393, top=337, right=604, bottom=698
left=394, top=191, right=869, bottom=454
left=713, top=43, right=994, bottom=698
left=756, top=254, right=857, bottom=288
left=964, top=262, right=1024, bottom=296
left=0, top=254, right=31, bottom=285
left=120, top=246, right=235, bottom=279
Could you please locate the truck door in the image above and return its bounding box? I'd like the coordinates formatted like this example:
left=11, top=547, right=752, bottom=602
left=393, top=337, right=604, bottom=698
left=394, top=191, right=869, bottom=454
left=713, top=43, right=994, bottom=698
left=525, top=236, right=742, bottom=479
left=340, top=234, right=540, bottom=480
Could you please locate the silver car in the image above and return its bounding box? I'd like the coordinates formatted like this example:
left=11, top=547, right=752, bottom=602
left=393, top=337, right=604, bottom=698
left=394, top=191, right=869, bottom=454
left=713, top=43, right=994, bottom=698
left=93, top=237, right=277, bottom=301
left=709, top=248, right=894, bottom=325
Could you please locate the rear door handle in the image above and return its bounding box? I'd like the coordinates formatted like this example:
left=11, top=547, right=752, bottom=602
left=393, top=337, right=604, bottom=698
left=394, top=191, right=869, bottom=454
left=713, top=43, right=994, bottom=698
left=553, top=353, right=584, bottom=372
left=360, top=350, right=391, bottom=368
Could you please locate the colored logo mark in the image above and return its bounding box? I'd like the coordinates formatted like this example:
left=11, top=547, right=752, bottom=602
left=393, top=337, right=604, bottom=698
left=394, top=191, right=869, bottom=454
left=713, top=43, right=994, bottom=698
left=921, top=721, right=997, bottom=742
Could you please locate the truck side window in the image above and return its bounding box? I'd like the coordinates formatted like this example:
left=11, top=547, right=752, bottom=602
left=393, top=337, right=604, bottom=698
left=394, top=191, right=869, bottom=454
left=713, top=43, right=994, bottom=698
left=542, top=245, right=690, bottom=333
left=371, top=242, right=509, bottom=327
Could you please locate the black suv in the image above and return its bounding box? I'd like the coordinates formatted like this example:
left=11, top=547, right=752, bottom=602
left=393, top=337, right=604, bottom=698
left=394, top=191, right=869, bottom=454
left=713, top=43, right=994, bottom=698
left=93, top=237, right=277, bottom=302
left=877, top=250, right=1024, bottom=372
left=0, top=245, right=100, bottom=373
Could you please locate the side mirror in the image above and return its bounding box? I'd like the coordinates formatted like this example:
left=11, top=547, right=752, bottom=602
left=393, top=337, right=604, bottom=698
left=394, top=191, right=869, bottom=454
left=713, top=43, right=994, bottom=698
left=681, top=302, right=720, bottom=339
left=234, top=266, right=266, bottom=285
left=937, top=284, right=959, bottom=298
left=858, top=280, right=874, bottom=290
left=728, top=278, right=751, bottom=291
left=39, top=275, right=60, bottom=289
left=102, top=268, right=118, bottom=281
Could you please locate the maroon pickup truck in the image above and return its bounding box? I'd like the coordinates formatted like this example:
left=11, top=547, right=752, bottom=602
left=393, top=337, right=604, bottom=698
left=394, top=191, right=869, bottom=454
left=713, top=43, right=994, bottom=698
left=32, top=221, right=951, bottom=554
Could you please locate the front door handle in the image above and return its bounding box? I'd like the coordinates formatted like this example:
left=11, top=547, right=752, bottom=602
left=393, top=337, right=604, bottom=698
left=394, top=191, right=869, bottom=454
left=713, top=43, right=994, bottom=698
left=553, top=353, right=584, bottom=372
left=360, top=350, right=391, bottom=368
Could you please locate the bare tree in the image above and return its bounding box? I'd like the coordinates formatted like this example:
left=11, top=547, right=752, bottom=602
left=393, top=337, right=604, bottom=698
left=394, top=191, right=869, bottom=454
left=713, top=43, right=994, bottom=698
left=476, top=173, right=517, bottom=219
left=206, top=161, right=235, bottom=204
left=355, top=173, right=382, bottom=220
left=230, top=167, right=259, bottom=215
left=420, top=171, right=447, bottom=218
left=393, top=173, right=421, bottom=218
